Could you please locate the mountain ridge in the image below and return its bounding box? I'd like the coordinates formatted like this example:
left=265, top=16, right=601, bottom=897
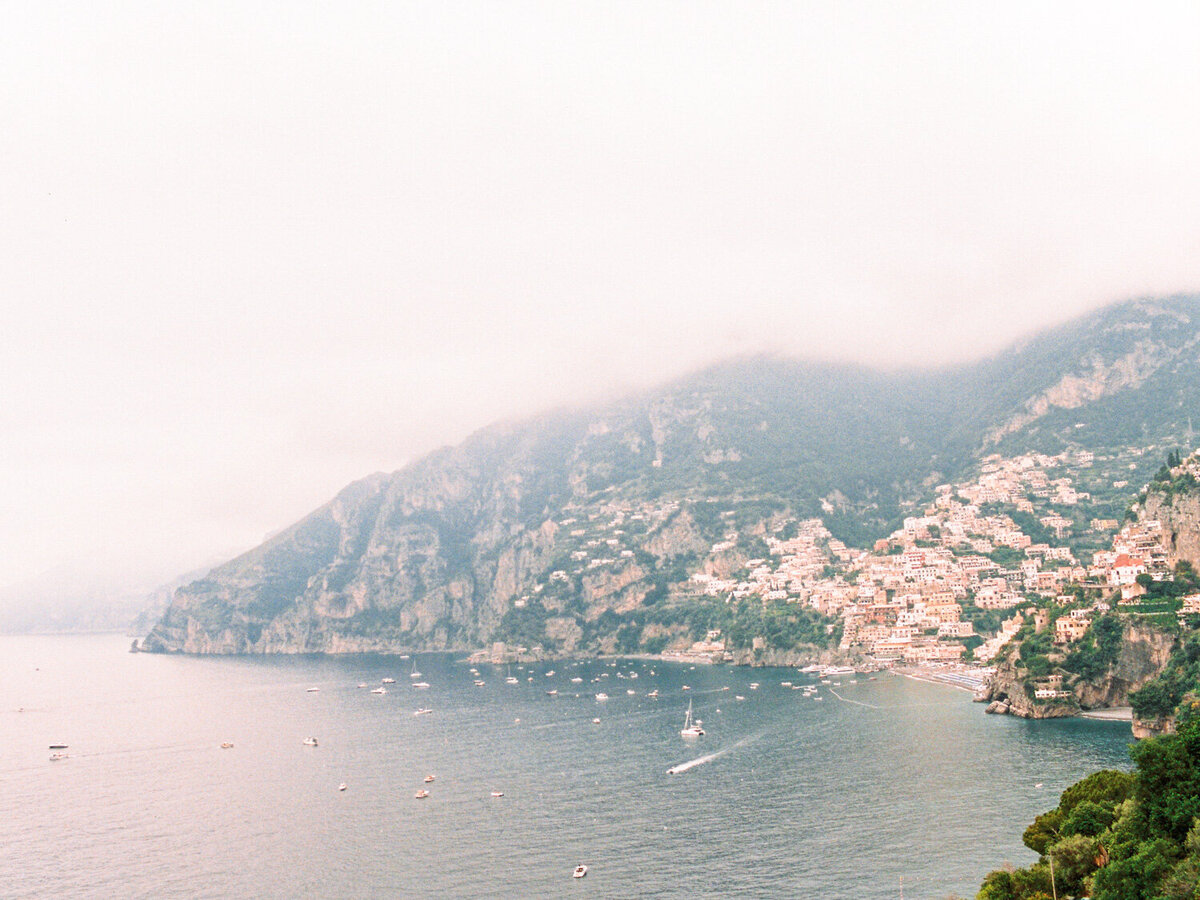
left=141, top=295, right=1200, bottom=656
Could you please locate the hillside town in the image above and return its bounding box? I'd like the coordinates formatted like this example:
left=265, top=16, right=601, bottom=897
left=680, top=450, right=1182, bottom=669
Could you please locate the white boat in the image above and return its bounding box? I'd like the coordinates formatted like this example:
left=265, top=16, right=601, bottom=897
left=680, top=700, right=704, bottom=737
left=595, top=692, right=608, bottom=700
left=626, top=689, right=636, bottom=695
left=749, top=683, right=759, bottom=689
left=735, top=695, right=745, bottom=701
left=648, top=689, right=659, bottom=697
left=371, top=686, right=387, bottom=694
left=414, top=707, right=433, bottom=716
left=220, top=741, right=234, bottom=749
left=506, top=676, right=519, bottom=685
left=382, top=677, right=396, bottom=684
left=424, top=774, right=436, bottom=783
left=573, top=865, right=587, bottom=879
left=49, top=752, right=68, bottom=761
left=592, top=717, right=601, bottom=724
left=306, top=687, right=320, bottom=692
left=546, top=689, right=558, bottom=696
left=414, top=789, right=429, bottom=799
left=474, top=680, right=486, bottom=687
left=413, top=682, right=430, bottom=689
left=490, top=790, right=504, bottom=798
left=302, top=737, right=318, bottom=746
left=357, top=682, right=368, bottom=688
left=338, top=782, right=347, bottom=791
left=410, top=661, right=421, bottom=678
left=570, top=677, right=583, bottom=683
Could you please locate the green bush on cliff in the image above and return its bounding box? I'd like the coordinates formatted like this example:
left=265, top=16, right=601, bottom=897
left=976, top=722, right=1200, bottom=900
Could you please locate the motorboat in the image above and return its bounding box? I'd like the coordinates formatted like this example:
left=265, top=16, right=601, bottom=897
left=302, top=737, right=319, bottom=746
left=357, top=683, right=368, bottom=688
left=573, top=865, right=587, bottom=879
left=474, top=680, right=486, bottom=687
left=371, top=686, right=387, bottom=694
left=490, top=790, right=504, bottom=798
left=49, top=752, right=68, bottom=761
left=382, top=677, right=396, bottom=684
left=424, top=774, right=436, bottom=783
left=414, top=707, right=433, bottom=716
left=546, top=689, right=558, bottom=696
left=594, top=692, right=608, bottom=700
left=414, top=789, right=429, bottom=799
left=338, top=783, right=347, bottom=791
left=680, top=700, right=704, bottom=737
left=413, top=682, right=430, bottom=689
left=592, top=717, right=601, bottom=724
left=306, top=687, right=320, bottom=692
left=220, top=741, right=234, bottom=749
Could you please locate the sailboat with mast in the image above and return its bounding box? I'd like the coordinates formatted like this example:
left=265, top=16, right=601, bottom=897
left=680, top=700, right=704, bottom=737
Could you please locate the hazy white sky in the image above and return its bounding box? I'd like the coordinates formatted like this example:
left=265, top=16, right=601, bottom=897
left=3, top=1, right=1200, bottom=592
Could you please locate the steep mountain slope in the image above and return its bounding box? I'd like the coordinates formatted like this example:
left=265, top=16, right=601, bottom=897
left=142, top=296, right=1200, bottom=655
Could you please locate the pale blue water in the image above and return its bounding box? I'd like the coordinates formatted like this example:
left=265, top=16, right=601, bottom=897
left=0, top=635, right=1134, bottom=898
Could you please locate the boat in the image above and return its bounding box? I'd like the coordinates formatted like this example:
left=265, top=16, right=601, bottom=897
left=545, top=689, right=558, bottom=696
left=505, top=666, right=519, bottom=685
left=780, top=681, right=792, bottom=687
left=648, top=689, right=659, bottom=698
left=220, top=741, right=234, bottom=749
left=573, top=865, right=587, bottom=879
left=371, top=686, right=387, bottom=694
left=410, top=660, right=421, bottom=679
left=413, top=681, right=430, bottom=689
left=414, top=707, right=433, bottom=716
left=424, top=774, right=436, bottom=783
left=490, top=790, right=504, bottom=798
left=595, top=692, right=608, bottom=701
left=357, top=683, right=368, bottom=688
left=570, top=677, right=583, bottom=683
left=306, top=687, right=320, bottom=692
left=338, top=783, right=347, bottom=791
left=735, top=695, right=746, bottom=701
left=680, top=700, right=704, bottom=737
left=592, top=717, right=601, bottom=724
left=474, top=680, right=486, bottom=687
left=414, top=789, right=429, bottom=799
left=49, top=752, right=68, bottom=761
left=749, top=682, right=759, bottom=689
left=382, top=677, right=395, bottom=684
left=626, top=689, right=636, bottom=695
left=49, top=744, right=68, bottom=750
left=302, top=737, right=319, bottom=746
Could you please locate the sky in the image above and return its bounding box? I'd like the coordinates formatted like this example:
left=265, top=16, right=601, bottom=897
left=3, top=1, right=1200, bottom=595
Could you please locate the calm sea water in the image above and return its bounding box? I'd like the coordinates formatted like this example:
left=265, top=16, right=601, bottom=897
left=1, top=635, right=1134, bottom=899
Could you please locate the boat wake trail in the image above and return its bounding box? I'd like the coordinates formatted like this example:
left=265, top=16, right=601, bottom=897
left=828, top=688, right=880, bottom=709
left=666, top=733, right=762, bottom=775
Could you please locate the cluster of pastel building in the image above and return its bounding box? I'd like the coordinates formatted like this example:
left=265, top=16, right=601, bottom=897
left=689, top=451, right=1183, bottom=666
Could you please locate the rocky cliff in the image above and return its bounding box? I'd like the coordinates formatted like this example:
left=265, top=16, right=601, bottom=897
left=1145, top=485, right=1200, bottom=571
left=982, top=621, right=1176, bottom=720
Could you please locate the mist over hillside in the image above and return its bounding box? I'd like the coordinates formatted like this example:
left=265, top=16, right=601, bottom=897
left=137, top=296, right=1200, bottom=654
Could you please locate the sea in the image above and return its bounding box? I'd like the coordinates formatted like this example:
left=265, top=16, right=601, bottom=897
left=0, top=634, right=1136, bottom=899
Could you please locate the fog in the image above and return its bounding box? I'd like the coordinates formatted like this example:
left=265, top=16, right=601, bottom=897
left=3, top=1, right=1200, bottom=595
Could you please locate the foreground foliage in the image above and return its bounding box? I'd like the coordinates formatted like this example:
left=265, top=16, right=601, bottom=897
left=977, top=719, right=1200, bottom=899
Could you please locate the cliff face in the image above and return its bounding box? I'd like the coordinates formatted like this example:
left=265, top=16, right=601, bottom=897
left=982, top=622, right=1176, bottom=720
left=1145, top=488, right=1200, bottom=570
